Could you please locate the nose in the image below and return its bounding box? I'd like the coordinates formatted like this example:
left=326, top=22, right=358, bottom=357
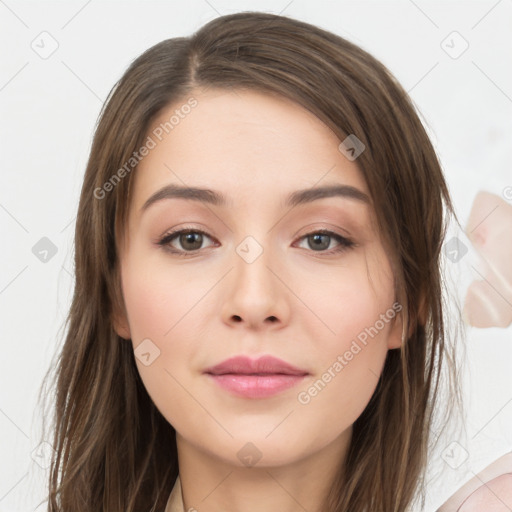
left=221, top=238, right=290, bottom=331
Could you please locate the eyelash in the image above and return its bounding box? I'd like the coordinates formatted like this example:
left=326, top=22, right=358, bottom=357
left=157, top=226, right=356, bottom=258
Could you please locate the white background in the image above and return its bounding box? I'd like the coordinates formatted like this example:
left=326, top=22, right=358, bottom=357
left=0, top=1, right=511, bottom=511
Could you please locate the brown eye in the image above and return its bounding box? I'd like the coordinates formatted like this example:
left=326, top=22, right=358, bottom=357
left=158, top=228, right=216, bottom=255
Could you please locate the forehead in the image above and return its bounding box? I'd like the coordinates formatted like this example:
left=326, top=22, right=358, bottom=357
left=130, top=88, right=370, bottom=216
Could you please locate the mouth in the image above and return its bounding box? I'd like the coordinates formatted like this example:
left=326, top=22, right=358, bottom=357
left=203, top=355, right=309, bottom=399
left=205, top=373, right=308, bottom=399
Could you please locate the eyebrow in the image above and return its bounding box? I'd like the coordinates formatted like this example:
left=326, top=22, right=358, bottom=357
left=141, top=183, right=370, bottom=213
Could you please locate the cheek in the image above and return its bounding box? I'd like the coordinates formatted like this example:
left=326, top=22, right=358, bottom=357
left=295, top=252, right=395, bottom=421
left=303, top=250, right=395, bottom=355
left=120, top=256, right=204, bottom=412
left=121, top=254, right=204, bottom=342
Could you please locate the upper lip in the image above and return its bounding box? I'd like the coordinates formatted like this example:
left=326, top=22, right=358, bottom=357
left=204, top=355, right=309, bottom=376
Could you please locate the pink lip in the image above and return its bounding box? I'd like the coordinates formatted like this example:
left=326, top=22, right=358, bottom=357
left=204, top=355, right=309, bottom=399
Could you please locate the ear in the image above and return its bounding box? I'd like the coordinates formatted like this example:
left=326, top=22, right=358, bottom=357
left=111, top=301, right=131, bottom=340
left=386, top=305, right=405, bottom=350
left=111, top=266, right=131, bottom=340
left=387, top=294, right=427, bottom=350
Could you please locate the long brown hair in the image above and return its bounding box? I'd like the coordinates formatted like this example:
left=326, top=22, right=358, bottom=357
left=39, top=11, right=462, bottom=511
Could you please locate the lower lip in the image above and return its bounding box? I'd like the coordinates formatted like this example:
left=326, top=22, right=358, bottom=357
left=205, top=373, right=307, bottom=398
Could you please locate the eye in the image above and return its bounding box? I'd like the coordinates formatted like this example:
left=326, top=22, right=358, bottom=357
left=294, top=229, right=355, bottom=255
left=157, top=227, right=217, bottom=256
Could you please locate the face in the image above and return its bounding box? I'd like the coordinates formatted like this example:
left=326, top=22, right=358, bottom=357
left=114, top=88, right=403, bottom=469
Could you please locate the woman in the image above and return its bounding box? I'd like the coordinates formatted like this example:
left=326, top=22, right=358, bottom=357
left=40, top=11, right=463, bottom=512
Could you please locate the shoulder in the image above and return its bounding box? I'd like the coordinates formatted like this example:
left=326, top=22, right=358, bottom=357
left=437, top=452, right=512, bottom=511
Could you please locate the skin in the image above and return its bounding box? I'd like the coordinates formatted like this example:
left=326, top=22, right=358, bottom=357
left=458, top=474, right=512, bottom=511
left=113, top=88, right=404, bottom=512
left=437, top=452, right=512, bottom=511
